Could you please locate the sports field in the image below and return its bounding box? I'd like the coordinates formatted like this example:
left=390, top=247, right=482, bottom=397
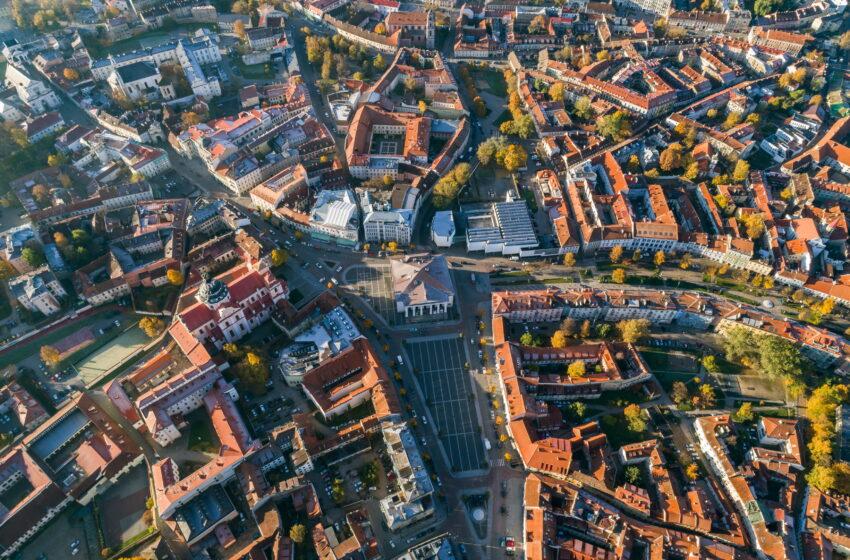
left=73, top=326, right=149, bottom=386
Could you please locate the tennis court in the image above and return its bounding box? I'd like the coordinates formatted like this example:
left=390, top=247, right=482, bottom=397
left=73, top=326, right=149, bottom=386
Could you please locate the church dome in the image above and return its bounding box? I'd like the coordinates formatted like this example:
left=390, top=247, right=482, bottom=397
left=197, top=273, right=229, bottom=306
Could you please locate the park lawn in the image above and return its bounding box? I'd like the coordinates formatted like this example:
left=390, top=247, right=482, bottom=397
left=471, top=67, right=508, bottom=97
left=654, top=370, right=699, bottom=394
left=234, top=59, right=274, bottom=79
left=599, top=414, right=648, bottom=449
left=186, top=408, right=220, bottom=453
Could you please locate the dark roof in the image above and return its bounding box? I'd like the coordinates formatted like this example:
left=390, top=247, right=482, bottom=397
left=25, top=112, right=64, bottom=138
left=116, top=60, right=158, bottom=83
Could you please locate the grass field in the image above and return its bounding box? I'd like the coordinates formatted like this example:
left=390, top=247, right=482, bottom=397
left=73, top=325, right=149, bottom=386
left=470, top=67, right=508, bottom=97
left=186, top=408, right=220, bottom=453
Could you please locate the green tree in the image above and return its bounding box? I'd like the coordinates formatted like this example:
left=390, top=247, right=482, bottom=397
left=432, top=163, right=472, bottom=208
left=21, top=246, right=45, bottom=268
left=597, top=110, right=632, bottom=141
left=573, top=96, right=594, bottom=120
left=520, top=332, right=534, bottom=346
left=624, top=465, right=642, bottom=485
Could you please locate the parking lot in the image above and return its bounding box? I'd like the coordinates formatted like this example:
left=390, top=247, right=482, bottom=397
left=349, top=265, right=401, bottom=326
left=405, top=336, right=486, bottom=473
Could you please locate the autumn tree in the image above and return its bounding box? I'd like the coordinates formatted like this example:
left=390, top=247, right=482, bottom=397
left=659, top=143, right=683, bottom=172
left=139, top=316, right=166, bottom=338
left=563, top=252, right=576, bottom=266
left=609, top=245, right=623, bottom=264
left=548, top=82, right=565, bottom=102
left=733, top=402, right=754, bottom=423
left=671, top=381, right=689, bottom=406
left=166, top=269, right=184, bottom=286
left=624, top=404, right=646, bottom=433
left=653, top=250, right=666, bottom=268
left=617, top=318, right=651, bottom=344
left=685, top=463, right=700, bottom=481
left=732, top=159, right=750, bottom=183
left=722, top=111, right=742, bottom=131
left=580, top=320, right=592, bottom=339
left=0, top=260, right=16, bottom=281
left=232, top=351, right=270, bottom=395
left=40, top=345, right=61, bottom=368
left=551, top=330, right=568, bottom=349
left=432, top=163, right=471, bottom=208
left=567, top=361, right=586, bottom=378
left=612, top=268, right=627, bottom=284
left=289, top=524, right=307, bottom=544
left=233, top=20, right=247, bottom=40
left=182, top=112, right=203, bottom=128
left=63, top=68, right=79, bottom=81
left=561, top=318, right=576, bottom=338
left=270, top=248, right=288, bottom=267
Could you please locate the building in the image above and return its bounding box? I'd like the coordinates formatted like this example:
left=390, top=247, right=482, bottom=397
left=23, top=112, right=65, bottom=143
left=379, top=422, right=435, bottom=531
left=385, top=11, right=435, bottom=49
left=1, top=225, right=37, bottom=273
left=169, top=255, right=289, bottom=356
left=300, top=337, right=400, bottom=421
left=309, top=189, right=360, bottom=243
left=390, top=253, right=455, bottom=321
left=106, top=60, right=170, bottom=101
left=90, top=31, right=222, bottom=99
left=431, top=210, right=455, bottom=247
left=748, top=26, right=813, bottom=55
left=8, top=266, right=67, bottom=316
left=613, top=0, right=672, bottom=16
left=4, top=63, right=60, bottom=114
left=464, top=196, right=539, bottom=255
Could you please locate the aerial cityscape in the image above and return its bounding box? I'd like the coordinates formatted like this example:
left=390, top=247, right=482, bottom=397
left=0, top=0, right=848, bottom=558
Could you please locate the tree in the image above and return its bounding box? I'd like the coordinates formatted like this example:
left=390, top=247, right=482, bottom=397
left=659, top=143, right=683, bottom=172
left=596, top=50, right=610, bottom=62
left=706, top=108, right=719, bottom=120
left=549, top=82, right=565, bottom=102
left=139, top=316, right=166, bottom=338
left=182, top=112, right=203, bottom=128
left=31, top=184, right=49, bottom=203
left=561, top=318, right=576, bottom=338
left=685, top=463, right=700, bottom=481
left=611, top=268, right=626, bottom=284
left=808, top=464, right=837, bottom=492
left=21, top=246, right=45, bottom=268
left=653, top=250, right=665, bottom=268
left=573, top=96, right=593, bottom=120
left=722, top=111, right=742, bottom=131
left=610, top=245, right=623, bottom=264
left=671, top=381, right=689, bottom=405
left=520, top=332, right=534, bottom=346
left=617, top=319, right=650, bottom=344
left=580, top=320, right=591, bottom=339
left=374, top=54, right=387, bottom=71
left=698, top=384, right=716, bottom=408
left=477, top=136, right=507, bottom=166
left=63, top=68, right=79, bottom=81
left=40, top=345, right=61, bottom=368
left=840, top=30, right=850, bottom=51
left=625, top=465, right=642, bottom=485
left=0, top=260, right=16, bottom=280
left=758, top=336, right=803, bottom=382
left=232, top=351, right=270, bottom=395
left=567, top=361, right=586, bottom=378
left=551, top=330, right=568, bottom=349
left=528, top=14, right=547, bottom=34
left=58, top=173, right=72, bottom=188
left=701, top=355, right=719, bottom=373
left=289, top=524, right=307, bottom=544
left=387, top=241, right=398, bottom=253
left=732, top=159, right=750, bottom=183
left=597, top=110, right=632, bottom=141
left=733, top=402, right=754, bottom=423
left=433, top=163, right=471, bottom=208
left=166, top=269, right=184, bottom=286
left=563, top=252, right=576, bottom=266
left=46, top=153, right=65, bottom=167
left=624, top=404, right=646, bottom=433
left=499, top=144, right=527, bottom=173
left=375, top=22, right=387, bottom=34
left=504, top=452, right=513, bottom=463
left=232, top=0, right=247, bottom=12
left=270, top=249, right=288, bottom=267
